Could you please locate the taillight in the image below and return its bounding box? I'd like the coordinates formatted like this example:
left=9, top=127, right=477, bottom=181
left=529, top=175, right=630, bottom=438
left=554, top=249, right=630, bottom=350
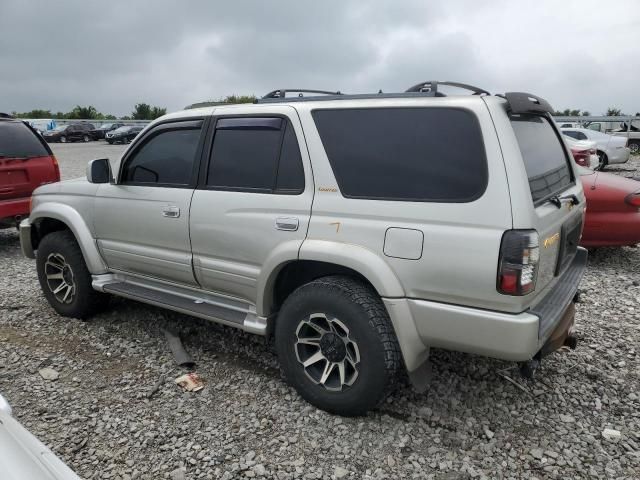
left=625, top=192, right=640, bottom=208
left=497, top=230, right=540, bottom=296
left=50, top=155, right=61, bottom=181
left=570, top=148, right=589, bottom=167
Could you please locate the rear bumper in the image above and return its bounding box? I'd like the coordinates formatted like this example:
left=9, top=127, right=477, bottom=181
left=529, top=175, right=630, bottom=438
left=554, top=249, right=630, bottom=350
left=385, top=248, right=588, bottom=371
left=609, top=147, right=630, bottom=164
left=0, top=197, right=30, bottom=223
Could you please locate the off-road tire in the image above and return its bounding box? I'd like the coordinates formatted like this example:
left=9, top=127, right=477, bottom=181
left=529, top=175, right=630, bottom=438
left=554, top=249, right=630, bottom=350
left=275, top=275, right=402, bottom=416
left=36, top=230, right=109, bottom=319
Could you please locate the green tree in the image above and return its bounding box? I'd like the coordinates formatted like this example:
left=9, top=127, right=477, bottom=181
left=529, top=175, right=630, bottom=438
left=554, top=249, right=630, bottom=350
left=150, top=106, right=166, bottom=119
left=606, top=107, right=621, bottom=116
left=132, top=103, right=166, bottom=120
left=132, top=103, right=152, bottom=120
left=13, top=109, right=53, bottom=118
left=222, top=94, right=256, bottom=104
left=67, top=105, right=99, bottom=119
left=104, top=114, right=117, bottom=120
left=581, top=111, right=591, bottom=116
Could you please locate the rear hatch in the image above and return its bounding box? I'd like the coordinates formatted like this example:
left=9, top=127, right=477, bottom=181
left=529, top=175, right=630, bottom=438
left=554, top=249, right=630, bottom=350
left=0, top=121, right=59, bottom=201
left=508, top=110, right=585, bottom=307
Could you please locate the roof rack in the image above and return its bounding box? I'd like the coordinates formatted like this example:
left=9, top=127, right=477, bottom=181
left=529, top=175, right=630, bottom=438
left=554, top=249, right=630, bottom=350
left=255, top=81, right=492, bottom=104
left=405, top=81, right=490, bottom=96
left=261, top=89, right=343, bottom=99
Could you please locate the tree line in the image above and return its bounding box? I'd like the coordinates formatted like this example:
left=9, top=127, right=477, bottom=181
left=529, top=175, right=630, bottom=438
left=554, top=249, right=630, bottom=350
left=553, top=107, right=640, bottom=117
left=11, top=103, right=167, bottom=121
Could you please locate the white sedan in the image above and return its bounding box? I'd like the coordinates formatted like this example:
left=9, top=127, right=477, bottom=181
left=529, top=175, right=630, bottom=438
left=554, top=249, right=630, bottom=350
left=561, top=128, right=630, bottom=170
left=0, top=394, right=81, bottom=480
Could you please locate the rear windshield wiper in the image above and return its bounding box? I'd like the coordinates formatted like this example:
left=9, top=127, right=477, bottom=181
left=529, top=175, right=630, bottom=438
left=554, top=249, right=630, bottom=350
left=549, top=194, right=579, bottom=209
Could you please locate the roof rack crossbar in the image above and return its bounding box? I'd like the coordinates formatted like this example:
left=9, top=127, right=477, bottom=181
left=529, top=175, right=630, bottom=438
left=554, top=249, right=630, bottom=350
left=405, top=81, right=490, bottom=96
left=262, top=89, right=343, bottom=99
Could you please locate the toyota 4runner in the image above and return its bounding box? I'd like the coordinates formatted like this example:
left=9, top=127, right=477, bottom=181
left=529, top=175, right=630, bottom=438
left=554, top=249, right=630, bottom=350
left=20, top=81, right=588, bottom=415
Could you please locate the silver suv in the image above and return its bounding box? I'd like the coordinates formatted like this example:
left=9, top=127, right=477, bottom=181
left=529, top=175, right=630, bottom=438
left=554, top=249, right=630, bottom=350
left=20, top=81, right=587, bottom=415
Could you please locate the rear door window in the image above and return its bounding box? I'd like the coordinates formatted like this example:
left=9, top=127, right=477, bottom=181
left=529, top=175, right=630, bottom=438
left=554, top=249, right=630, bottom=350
left=0, top=121, right=50, bottom=158
left=510, top=114, right=573, bottom=204
left=312, top=108, right=487, bottom=202
left=206, top=117, right=305, bottom=194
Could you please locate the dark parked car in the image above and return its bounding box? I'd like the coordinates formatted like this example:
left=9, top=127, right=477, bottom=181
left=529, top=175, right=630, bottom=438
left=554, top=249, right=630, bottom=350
left=0, top=118, right=60, bottom=228
left=105, top=125, right=144, bottom=144
left=90, top=122, right=124, bottom=140
left=42, top=123, right=95, bottom=143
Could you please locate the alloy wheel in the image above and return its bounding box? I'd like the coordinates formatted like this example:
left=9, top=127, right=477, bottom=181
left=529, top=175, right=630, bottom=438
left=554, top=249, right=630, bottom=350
left=44, top=253, right=76, bottom=304
left=294, top=313, right=360, bottom=391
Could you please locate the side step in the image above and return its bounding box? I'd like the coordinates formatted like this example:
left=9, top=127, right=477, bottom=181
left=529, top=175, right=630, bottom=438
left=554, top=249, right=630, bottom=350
left=95, top=276, right=267, bottom=335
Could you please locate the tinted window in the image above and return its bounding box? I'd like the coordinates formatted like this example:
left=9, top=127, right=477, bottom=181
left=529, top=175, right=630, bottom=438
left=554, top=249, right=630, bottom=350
left=207, top=117, right=304, bottom=193
left=276, top=122, right=305, bottom=192
left=510, top=114, right=572, bottom=203
left=312, top=108, right=487, bottom=202
left=0, top=121, right=50, bottom=157
left=122, top=127, right=201, bottom=185
left=563, top=131, right=580, bottom=140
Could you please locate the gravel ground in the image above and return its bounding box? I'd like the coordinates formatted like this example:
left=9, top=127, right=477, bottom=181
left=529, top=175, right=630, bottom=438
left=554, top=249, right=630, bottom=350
left=1, top=144, right=639, bottom=479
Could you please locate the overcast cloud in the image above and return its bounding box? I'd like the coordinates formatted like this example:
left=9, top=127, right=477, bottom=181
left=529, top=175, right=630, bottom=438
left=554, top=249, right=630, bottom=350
left=1, top=0, right=639, bottom=117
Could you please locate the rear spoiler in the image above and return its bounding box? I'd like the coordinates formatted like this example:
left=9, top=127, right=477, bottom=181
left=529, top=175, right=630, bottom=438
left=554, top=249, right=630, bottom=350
left=500, top=92, right=554, bottom=115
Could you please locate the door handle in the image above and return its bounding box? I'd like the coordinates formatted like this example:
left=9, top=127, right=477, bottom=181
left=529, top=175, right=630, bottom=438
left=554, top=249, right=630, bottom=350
left=275, top=217, right=299, bottom=231
left=161, top=206, right=180, bottom=218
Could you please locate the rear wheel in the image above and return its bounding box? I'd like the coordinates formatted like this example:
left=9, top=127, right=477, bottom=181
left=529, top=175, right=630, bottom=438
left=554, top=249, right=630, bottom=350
left=596, top=151, right=608, bottom=170
left=629, top=141, right=639, bottom=155
left=83, top=134, right=90, bottom=142
left=275, top=276, right=402, bottom=416
left=36, top=230, right=109, bottom=319
left=60, top=136, right=67, bottom=143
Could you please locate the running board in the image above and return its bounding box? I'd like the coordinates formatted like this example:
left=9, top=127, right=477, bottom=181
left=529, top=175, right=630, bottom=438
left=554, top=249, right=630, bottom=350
left=93, top=275, right=267, bottom=335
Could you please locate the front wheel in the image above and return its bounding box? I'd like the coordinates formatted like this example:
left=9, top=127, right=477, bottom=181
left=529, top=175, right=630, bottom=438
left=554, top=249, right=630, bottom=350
left=59, top=136, right=67, bottom=143
left=629, top=141, right=639, bottom=155
left=36, top=230, right=109, bottom=319
left=83, top=134, right=90, bottom=142
left=275, top=276, right=402, bottom=416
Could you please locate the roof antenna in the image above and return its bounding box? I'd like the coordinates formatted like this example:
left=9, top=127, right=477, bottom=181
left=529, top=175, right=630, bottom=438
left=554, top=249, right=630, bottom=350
left=378, top=89, right=383, bottom=94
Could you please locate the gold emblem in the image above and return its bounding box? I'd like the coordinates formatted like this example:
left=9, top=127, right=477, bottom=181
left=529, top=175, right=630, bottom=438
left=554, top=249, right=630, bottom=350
left=543, top=233, right=560, bottom=248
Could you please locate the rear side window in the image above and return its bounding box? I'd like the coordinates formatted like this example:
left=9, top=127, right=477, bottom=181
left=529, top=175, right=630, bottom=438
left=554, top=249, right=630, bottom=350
left=510, top=114, right=572, bottom=204
left=121, top=126, right=202, bottom=185
left=312, top=108, right=487, bottom=202
left=0, top=121, right=50, bottom=158
left=206, top=117, right=305, bottom=194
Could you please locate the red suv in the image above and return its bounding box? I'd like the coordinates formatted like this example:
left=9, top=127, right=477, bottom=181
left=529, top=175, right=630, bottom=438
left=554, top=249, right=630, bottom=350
left=0, top=117, right=60, bottom=228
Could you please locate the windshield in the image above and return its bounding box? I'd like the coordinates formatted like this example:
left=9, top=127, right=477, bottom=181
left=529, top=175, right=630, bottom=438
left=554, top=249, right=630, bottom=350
left=112, top=126, right=130, bottom=133
left=53, top=125, right=67, bottom=131
left=100, top=123, right=114, bottom=129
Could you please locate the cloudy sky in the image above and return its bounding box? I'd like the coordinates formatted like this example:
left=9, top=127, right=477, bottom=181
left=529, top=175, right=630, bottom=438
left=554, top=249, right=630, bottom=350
left=1, top=1, right=639, bottom=117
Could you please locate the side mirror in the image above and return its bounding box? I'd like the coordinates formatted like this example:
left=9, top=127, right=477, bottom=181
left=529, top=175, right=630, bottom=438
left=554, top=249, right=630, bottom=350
left=86, top=158, right=113, bottom=184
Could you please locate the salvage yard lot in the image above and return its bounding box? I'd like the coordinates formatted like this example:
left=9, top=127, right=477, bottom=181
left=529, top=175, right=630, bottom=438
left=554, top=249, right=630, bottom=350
left=1, top=144, right=639, bottom=479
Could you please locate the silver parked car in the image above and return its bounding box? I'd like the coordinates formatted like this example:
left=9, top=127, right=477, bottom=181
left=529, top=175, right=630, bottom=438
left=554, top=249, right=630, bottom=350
left=19, top=82, right=587, bottom=415
left=561, top=128, right=630, bottom=169
left=0, top=394, right=81, bottom=480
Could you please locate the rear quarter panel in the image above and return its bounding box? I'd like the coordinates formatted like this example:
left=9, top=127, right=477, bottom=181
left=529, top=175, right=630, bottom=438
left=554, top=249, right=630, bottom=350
left=297, top=97, right=516, bottom=312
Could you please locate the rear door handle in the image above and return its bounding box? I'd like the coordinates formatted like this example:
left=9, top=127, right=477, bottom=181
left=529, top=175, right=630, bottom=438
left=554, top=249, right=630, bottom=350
left=161, top=206, right=180, bottom=218
left=275, top=217, right=299, bottom=231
